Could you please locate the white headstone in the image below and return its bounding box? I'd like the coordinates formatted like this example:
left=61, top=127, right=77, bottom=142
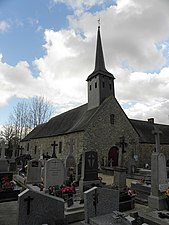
left=26, top=159, right=42, bottom=184
left=44, top=158, right=66, bottom=189
left=18, top=188, right=65, bottom=225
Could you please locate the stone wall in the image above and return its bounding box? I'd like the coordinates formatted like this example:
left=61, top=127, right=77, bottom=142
left=21, top=131, right=84, bottom=164
left=83, top=96, right=139, bottom=165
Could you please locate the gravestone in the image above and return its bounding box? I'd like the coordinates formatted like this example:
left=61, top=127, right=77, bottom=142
left=44, top=158, right=66, bottom=190
left=84, top=186, right=119, bottom=223
left=26, top=159, right=42, bottom=184
left=65, top=139, right=76, bottom=179
left=148, top=126, right=168, bottom=210
left=79, top=151, right=101, bottom=197
left=113, top=136, right=127, bottom=191
left=0, top=140, right=9, bottom=172
left=18, top=188, right=66, bottom=225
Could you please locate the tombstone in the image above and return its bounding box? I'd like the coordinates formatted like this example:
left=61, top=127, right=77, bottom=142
left=26, top=159, right=42, bottom=184
left=17, top=188, right=66, bottom=225
left=79, top=151, right=101, bottom=195
left=65, top=139, right=76, bottom=179
left=44, top=158, right=66, bottom=190
left=113, top=136, right=128, bottom=191
left=0, top=140, right=9, bottom=172
left=148, top=126, right=168, bottom=210
left=84, top=186, right=119, bottom=223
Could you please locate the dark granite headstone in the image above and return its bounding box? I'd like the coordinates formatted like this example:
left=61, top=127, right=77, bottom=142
left=83, top=151, right=98, bottom=181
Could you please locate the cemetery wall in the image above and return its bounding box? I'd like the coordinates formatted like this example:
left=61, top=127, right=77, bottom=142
left=22, top=131, right=84, bottom=162
left=83, top=96, right=139, bottom=164
left=137, top=143, right=169, bottom=167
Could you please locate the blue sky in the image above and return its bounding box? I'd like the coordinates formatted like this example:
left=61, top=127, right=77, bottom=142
left=1, top=0, right=169, bottom=131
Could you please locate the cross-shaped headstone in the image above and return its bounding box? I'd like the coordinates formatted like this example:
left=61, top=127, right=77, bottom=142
left=24, top=196, right=34, bottom=215
left=152, top=125, right=162, bottom=153
left=66, top=139, right=75, bottom=155
left=116, top=136, right=127, bottom=167
left=51, top=141, right=58, bottom=158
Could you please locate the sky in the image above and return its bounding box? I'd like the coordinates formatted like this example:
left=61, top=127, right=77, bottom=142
left=1, top=0, right=169, bottom=132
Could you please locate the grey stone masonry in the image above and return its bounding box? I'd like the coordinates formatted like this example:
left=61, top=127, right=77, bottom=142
left=84, top=186, right=119, bottom=223
left=17, top=188, right=66, bottom=225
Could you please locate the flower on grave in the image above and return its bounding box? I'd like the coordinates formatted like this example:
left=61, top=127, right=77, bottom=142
left=165, top=188, right=169, bottom=197
left=0, top=176, right=14, bottom=191
left=60, top=186, right=75, bottom=194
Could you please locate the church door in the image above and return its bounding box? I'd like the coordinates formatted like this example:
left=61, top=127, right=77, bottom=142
left=108, top=146, right=119, bottom=167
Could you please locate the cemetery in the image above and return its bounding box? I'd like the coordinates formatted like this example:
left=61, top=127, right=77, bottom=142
left=1, top=23, right=169, bottom=225
left=1, top=125, right=169, bottom=225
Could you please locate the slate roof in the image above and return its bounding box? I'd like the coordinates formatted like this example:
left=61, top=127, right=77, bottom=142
left=130, top=119, right=169, bottom=144
left=21, top=103, right=99, bottom=141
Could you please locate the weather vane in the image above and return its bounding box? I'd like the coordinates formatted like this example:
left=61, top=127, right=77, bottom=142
left=98, top=17, right=101, bottom=27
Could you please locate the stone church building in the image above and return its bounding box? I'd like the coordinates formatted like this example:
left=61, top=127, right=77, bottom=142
left=21, top=26, right=169, bottom=169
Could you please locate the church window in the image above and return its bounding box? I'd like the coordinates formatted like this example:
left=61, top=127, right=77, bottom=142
left=90, top=85, right=92, bottom=91
left=95, top=82, right=97, bottom=88
left=109, top=84, right=112, bottom=90
left=110, top=114, right=115, bottom=124
left=59, top=141, right=62, bottom=153
left=102, top=82, right=105, bottom=88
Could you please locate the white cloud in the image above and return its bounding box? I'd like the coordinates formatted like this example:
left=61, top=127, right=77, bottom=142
left=0, top=20, right=10, bottom=33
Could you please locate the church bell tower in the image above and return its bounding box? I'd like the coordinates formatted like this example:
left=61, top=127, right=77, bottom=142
left=87, top=25, right=115, bottom=110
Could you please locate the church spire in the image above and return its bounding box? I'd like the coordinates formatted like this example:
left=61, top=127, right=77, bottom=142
left=94, top=25, right=106, bottom=72
left=87, top=25, right=114, bottom=81
left=87, top=25, right=115, bottom=110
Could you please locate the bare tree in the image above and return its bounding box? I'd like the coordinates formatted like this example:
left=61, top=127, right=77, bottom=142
left=29, top=96, right=54, bottom=128
left=3, top=96, right=54, bottom=141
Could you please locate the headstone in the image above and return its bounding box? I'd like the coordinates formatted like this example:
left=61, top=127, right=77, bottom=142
left=113, top=136, right=127, bottom=191
left=44, top=158, right=66, bottom=190
left=0, top=140, right=9, bottom=172
left=148, top=125, right=168, bottom=210
left=26, top=159, right=42, bottom=184
left=65, top=139, right=76, bottom=179
left=84, top=186, right=119, bottom=223
left=17, top=188, right=66, bottom=225
left=79, top=151, right=100, bottom=195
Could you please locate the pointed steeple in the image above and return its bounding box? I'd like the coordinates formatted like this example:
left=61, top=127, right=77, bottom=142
left=94, top=25, right=106, bottom=72
left=87, top=25, right=115, bottom=110
left=87, top=26, right=114, bottom=81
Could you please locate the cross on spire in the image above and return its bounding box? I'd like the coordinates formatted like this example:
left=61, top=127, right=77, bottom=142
left=51, top=141, right=58, bottom=158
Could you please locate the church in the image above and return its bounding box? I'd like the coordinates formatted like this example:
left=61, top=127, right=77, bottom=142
left=21, top=25, right=169, bottom=169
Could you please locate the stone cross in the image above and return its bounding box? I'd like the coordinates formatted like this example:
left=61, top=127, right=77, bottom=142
left=51, top=141, right=58, bottom=158
left=116, top=136, right=127, bottom=167
left=152, top=125, right=162, bottom=153
left=24, top=196, right=34, bottom=215
left=0, top=139, right=6, bottom=159
left=67, top=139, right=75, bottom=155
